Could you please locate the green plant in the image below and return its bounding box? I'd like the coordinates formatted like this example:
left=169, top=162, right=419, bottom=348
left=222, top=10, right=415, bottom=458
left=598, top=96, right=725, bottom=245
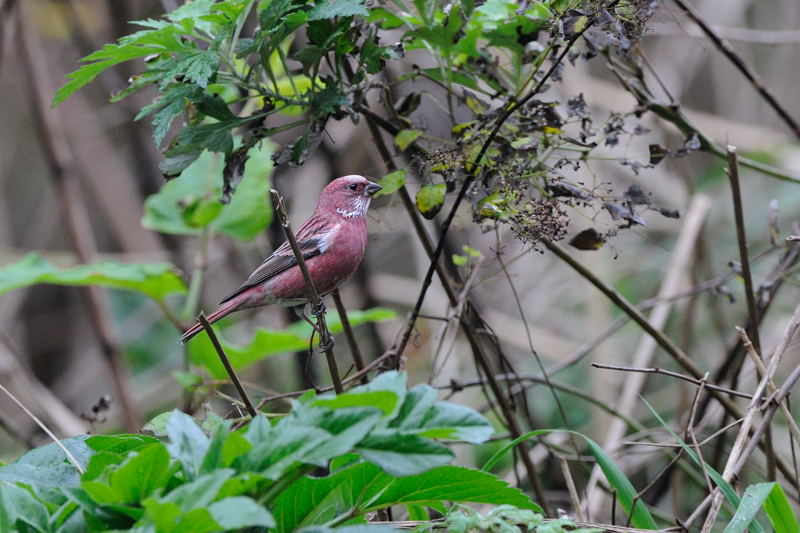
left=0, top=372, right=538, bottom=532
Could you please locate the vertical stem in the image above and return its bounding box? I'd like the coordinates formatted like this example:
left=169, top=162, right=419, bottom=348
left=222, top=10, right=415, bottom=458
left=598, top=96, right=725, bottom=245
left=269, top=190, right=343, bottom=394
left=726, top=146, right=776, bottom=480
left=182, top=227, right=210, bottom=322
left=197, top=312, right=257, bottom=418
left=331, top=289, right=368, bottom=384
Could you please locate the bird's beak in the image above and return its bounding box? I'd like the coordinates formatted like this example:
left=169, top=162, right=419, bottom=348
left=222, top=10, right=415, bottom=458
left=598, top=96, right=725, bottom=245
left=365, top=181, right=382, bottom=196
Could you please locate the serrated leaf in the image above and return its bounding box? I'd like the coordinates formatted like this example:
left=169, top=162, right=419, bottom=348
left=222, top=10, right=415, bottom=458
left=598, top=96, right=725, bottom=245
left=0, top=254, right=186, bottom=302
left=416, top=184, right=446, bottom=219
left=373, top=170, right=405, bottom=198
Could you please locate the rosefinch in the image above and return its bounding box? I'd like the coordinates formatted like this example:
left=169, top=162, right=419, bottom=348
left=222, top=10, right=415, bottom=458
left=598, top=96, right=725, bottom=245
left=180, top=175, right=382, bottom=344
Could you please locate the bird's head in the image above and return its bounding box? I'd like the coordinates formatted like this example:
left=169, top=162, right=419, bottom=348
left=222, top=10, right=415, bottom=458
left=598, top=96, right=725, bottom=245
left=318, top=175, right=382, bottom=219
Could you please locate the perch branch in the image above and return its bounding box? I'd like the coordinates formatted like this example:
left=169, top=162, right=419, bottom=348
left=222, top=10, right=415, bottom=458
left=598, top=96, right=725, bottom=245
left=270, top=189, right=343, bottom=394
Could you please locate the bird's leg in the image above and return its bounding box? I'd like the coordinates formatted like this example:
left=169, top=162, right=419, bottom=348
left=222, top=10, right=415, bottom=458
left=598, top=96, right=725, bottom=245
left=312, top=299, right=335, bottom=352
left=294, top=302, right=335, bottom=352
left=293, top=305, right=321, bottom=334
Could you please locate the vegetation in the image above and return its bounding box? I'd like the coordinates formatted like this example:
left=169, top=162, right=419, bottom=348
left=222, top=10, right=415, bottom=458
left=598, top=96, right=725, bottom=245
left=0, top=0, right=799, bottom=531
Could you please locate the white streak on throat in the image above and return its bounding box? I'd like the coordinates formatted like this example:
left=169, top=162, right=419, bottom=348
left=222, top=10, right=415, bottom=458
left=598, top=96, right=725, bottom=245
left=336, top=196, right=370, bottom=218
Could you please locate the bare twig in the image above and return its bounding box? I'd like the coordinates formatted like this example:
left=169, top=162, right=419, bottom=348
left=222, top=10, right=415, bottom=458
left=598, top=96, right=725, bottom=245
left=590, top=364, right=752, bottom=400
left=331, top=289, right=367, bottom=384
left=197, top=312, right=257, bottom=418
left=0, top=383, right=84, bottom=474
left=585, top=194, right=710, bottom=517
left=269, top=189, right=343, bottom=394
left=543, top=239, right=797, bottom=483
left=672, top=0, right=800, bottom=138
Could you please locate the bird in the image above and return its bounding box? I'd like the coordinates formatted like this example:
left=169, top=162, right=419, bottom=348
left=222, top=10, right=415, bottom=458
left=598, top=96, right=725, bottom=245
left=179, top=175, right=382, bottom=344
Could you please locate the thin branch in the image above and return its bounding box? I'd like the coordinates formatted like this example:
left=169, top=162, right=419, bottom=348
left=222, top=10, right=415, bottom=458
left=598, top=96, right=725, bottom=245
left=590, top=364, right=753, bottom=400
left=672, top=0, right=800, bottom=138
left=542, top=238, right=797, bottom=484
left=391, top=20, right=596, bottom=359
left=269, top=189, right=343, bottom=394
left=197, top=312, right=257, bottom=418
left=0, top=383, right=84, bottom=475
left=331, top=289, right=367, bottom=384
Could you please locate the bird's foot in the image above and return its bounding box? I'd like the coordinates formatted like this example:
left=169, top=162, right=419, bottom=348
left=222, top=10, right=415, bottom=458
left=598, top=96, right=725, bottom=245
left=318, top=336, right=335, bottom=352
left=312, top=300, right=327, bottom=317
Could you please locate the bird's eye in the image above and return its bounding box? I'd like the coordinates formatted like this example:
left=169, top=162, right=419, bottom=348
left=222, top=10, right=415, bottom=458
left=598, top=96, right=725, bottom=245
left=348, top=184, right=358, bottom=191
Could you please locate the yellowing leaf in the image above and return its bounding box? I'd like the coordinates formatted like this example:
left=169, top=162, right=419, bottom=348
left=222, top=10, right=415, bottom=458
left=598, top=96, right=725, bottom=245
left=395, top=129, right=422, bottom=151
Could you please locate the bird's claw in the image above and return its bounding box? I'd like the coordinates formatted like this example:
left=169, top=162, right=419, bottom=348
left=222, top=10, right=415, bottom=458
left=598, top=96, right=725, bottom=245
left=312, top=300, right=327, bottom=317
left=318, top=336, right=335, bottom=352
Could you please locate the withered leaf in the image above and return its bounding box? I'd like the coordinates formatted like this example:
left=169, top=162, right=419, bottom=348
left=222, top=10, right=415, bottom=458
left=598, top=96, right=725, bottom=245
left=570, top=228, right=605, bottom=250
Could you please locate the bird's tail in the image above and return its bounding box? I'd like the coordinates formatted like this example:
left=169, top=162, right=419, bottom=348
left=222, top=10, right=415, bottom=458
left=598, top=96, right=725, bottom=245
left=179, top=299, right=239, bottom=344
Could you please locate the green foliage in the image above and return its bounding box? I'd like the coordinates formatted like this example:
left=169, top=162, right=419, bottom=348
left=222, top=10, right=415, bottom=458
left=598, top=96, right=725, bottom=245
left=0, top=254, right=186, bottom=303
left=444, top=504, right=601, bottom=533
left=142, top=143, right=273, bottom=241
left=188, top=307, right=396, bottom=378
left=372, top=170, right=405, bottom=198
left=725, top=482, right=799, bottom=533
left=416, top=184, right=446, bottom=219
left=0, top=372, right=530, bottom=532
left=483, top=429, right=658, bottom=530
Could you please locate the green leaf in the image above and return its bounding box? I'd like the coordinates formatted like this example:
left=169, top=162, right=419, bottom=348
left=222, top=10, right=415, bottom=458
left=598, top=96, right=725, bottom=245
left=308, top=0, right=369, bottom=21
left=390, top=384, right=494, bottom=443
left=240, top=425, right=331, bottom=479
left=312, top=392, right=400, bottom=418
left=110, top=444, right=172, bottom=503
left=355, top=431, right=453, bottom=476
left=163, top=469, right=234, bottom=511
left=0, top=482, right=50, bottom=532
left=208, top=496, right=275, bottom=528
left=188, top=308, right=395, bottom=378
left=394, top=129, right=422, bottom=151
left=271, top=461, right=535, bottom=532
left=0, top=254, right=186, bottom=302
left=143, top=412, right=172, bottom=437
left=364, top=465, right=538, bottom=512
left=416, top=184, right=446, bottom=219
left=85, top=434, right=159, bottom=455
left=642, top=398, right=753, bottom=531
left=0, top=436, right=91, bottom=488
left=143, top=145, right=273, bottom=241
left=373, top=170, right=405, bottom=198
left=725, top=482, right=799, bottom=533
left=299, top=527, right=401, bottom=533
left=165, top=410, right=210, bottom=479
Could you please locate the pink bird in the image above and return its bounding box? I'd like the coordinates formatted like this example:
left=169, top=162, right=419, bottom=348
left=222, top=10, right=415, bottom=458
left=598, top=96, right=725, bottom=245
left=180, top=175, right=382, bottom=344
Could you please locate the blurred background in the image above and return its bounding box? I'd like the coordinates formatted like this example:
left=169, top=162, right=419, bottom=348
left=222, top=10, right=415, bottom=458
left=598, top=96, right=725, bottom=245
left=1, top=0, right=799, bottom=518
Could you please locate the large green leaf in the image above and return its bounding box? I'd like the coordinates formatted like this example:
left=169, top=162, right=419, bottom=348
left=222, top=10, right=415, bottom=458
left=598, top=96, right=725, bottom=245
left=188, top=308, right=396, bottom=378
left=142, top=143, right=273, bottom=241
left=0, top=436, right=91, bottom=488
left=0, top=482, right=50, bottom=532
left=165, top=411, right=211, bottom=480
left=0, top=254, right=186, bottom=302
left=354, top=431, right=453, bottom=476
left=271, top=461, right=536, bottom=532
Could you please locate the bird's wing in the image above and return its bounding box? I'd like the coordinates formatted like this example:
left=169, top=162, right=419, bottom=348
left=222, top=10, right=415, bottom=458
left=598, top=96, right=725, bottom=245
left=218, top=217, right=335, bottom=304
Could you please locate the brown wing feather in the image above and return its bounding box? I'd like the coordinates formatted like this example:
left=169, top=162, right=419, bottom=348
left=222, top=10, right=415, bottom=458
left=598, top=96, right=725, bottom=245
left=218, top=237, right=322, bottom=304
